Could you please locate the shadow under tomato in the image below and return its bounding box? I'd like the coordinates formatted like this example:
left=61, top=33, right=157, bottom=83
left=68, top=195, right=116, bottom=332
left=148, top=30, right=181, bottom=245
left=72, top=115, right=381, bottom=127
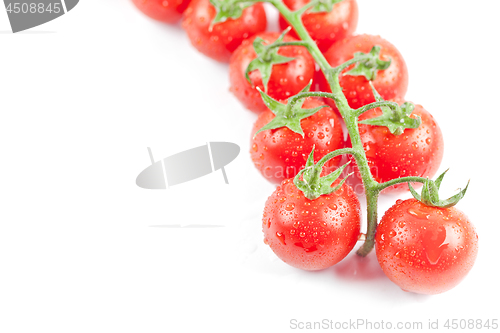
left=331, top=249, right=431, bottom=302
left=332, top=251, right=387, bottom=281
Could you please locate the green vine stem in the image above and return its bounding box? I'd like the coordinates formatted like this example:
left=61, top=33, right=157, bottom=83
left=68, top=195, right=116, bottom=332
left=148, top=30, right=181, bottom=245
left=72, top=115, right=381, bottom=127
left=353, top=101, right=401, bottom=118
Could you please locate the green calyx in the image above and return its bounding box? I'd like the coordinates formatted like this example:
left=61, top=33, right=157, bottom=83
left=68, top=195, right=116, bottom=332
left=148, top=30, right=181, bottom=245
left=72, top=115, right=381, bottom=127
left=309, top=0, right=344, bottom=13
left=408, top=169, right=469, bottom=208
left=345, top=45, right=391, bottom=81
left=294, top=146, right=351, bottom=200
left=245, top=28, right=296, bottom=92
left=254, top=82, right=327, bottom=137
left=359, top=83, right=421, bottom=135
left=209, top=0, right=253, bottom=28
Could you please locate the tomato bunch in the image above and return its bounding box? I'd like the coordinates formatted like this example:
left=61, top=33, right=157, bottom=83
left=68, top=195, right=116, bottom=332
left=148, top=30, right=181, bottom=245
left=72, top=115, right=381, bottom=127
left=132, top=0, right=478, bottom=295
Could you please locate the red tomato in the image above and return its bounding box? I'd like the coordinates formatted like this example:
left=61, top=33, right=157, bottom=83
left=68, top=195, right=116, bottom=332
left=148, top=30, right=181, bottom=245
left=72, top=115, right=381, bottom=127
left=318, top=34, right=408, bottom=110
left=132, top=0, right=191, bottom=23
left=230, top=32, right=316, bottom=113
left=349, top=101, right=444, bottom=192
left=376, top=199, right=478, bottom=294
left=251, top=98, right=345, bottom=184
left=182, top=0, right=267, bottom=62
left=263, top=178, right=361, bottom=270
left=279, top=0, right=359, bottom=52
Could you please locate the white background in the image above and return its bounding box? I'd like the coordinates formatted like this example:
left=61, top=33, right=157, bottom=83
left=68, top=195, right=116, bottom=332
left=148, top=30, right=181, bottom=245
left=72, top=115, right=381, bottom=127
left=1, top=1, right=499, bottom=332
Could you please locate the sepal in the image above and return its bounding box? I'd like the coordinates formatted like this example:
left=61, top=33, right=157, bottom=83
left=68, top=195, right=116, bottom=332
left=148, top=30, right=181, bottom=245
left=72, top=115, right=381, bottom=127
left=254, top=82, right=327, bottom=137
left=293, top=146, right=351, bottom=200
left=345, top=46, right=391, bottom=81
left=245, top=28, right=296, bottom=91
left=209, top=0, right=253, bottom=27
left=408, top=169, right=469, bottom=208
left=359, top=83, right=421, bottom=135
left=310, top=0, right=343, bottom=13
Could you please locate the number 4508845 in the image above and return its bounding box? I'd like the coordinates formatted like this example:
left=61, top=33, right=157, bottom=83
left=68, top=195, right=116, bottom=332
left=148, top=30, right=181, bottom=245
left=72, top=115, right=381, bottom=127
left=6, top=2, right=61, bottom=14
left=444, top=319, right=498, bottom=330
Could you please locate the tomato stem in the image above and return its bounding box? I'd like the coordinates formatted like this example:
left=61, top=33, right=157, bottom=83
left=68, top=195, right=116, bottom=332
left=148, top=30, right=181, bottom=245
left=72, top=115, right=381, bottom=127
left=377, top=176, right=428, bottom=192
left=352, top=100, right=401, bottom=119
left=356, top=190, right=379, bottom=257
left=264, top=40, right=310, bottom=51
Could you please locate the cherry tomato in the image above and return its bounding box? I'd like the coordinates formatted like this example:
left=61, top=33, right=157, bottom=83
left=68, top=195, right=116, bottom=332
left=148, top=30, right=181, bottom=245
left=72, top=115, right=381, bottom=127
left=318, top=34, right=408, bottom=110
left=229, top=32, right=316, bottom=113
left=132, top=0, right=191, bottom=23
left=251, top=98, right=345, bottom=184
left=279, top=0, right=359, bottom=52
left=263, top=178, right=361, bottom=270
left=376, top=199, right=478, bottom=294
left=350, top=101, right=444, bottom=192
left=182, top=0, right=267, bottom=62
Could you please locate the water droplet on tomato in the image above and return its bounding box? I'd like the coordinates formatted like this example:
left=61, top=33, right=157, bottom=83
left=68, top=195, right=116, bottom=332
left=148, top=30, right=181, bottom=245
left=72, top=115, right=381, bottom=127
left=423, top=226, right=449, bottom=265
left=276, top=232, right=286, bottom=245
left=407, top=208, right=430, bottom=220
left=304, top=245, right=317, bottom=252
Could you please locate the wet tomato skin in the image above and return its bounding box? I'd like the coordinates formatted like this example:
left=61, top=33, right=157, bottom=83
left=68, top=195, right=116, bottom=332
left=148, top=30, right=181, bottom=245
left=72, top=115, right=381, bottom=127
left=251, top=98, right=345, bottom=184
left=182, top=0, right=267, bottom=62
left=263, top=178, right=361, bottom=271
left=375, top=199, right=478, bottom=295
left=229, top=32, right=316, bottom=113
left=132, top=0, right=191, bottom=23
left=278, top=0, right=359, bottom=52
